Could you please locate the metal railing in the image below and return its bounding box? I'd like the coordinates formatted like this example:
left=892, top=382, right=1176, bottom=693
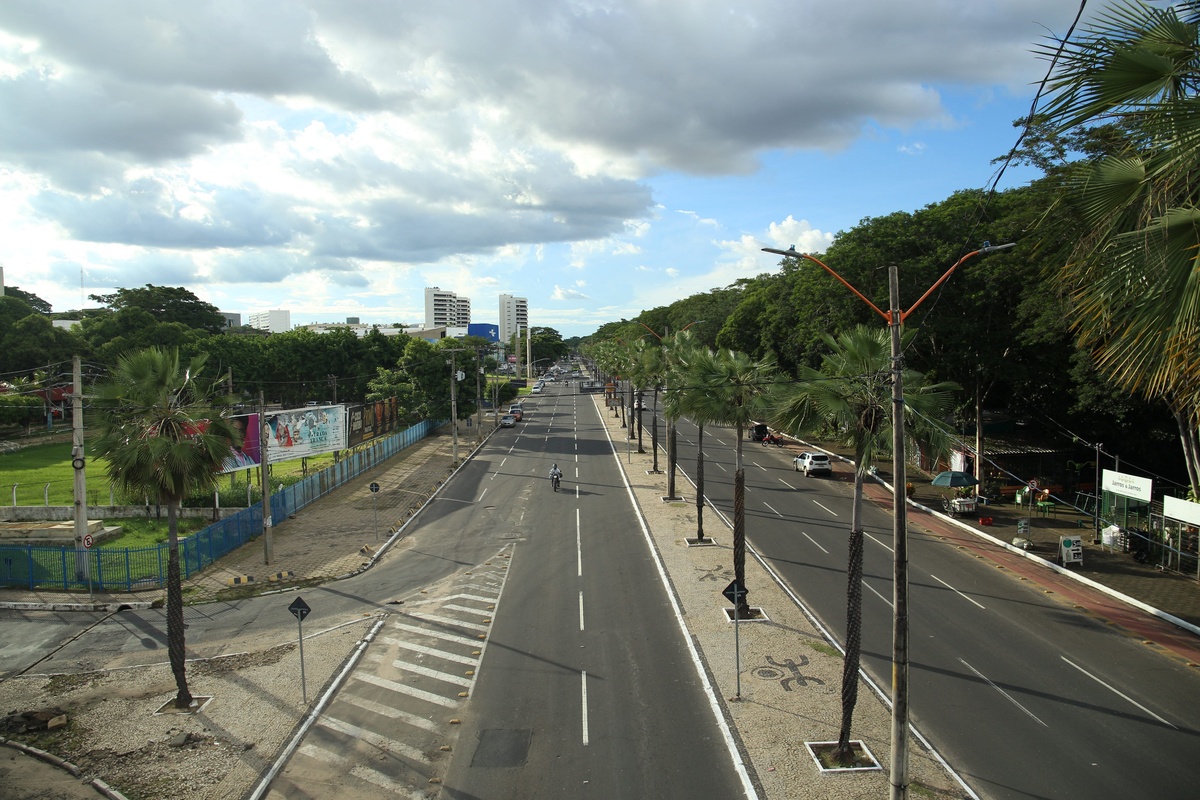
left=0, top=420, right=436, bottom=592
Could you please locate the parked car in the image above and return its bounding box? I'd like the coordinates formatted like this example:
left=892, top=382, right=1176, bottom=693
left=749, top=422, right=769, bottom=442
left=500, top=414, right=517, bottom=428
left=531, top=383, right=543, bottom=394
left=793, top=452, right=832, bottom=477
left=508, top=404, right=523, bottom=421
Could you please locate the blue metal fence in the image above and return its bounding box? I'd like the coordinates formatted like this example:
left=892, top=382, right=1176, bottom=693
left=0, top=419, right=437, bottom=592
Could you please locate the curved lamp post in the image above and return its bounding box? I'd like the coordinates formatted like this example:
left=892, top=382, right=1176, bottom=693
left=763, top=242, right=1013, bottom=800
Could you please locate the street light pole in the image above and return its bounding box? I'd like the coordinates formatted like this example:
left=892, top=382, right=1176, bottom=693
left=763, top=242, right=1013, bottom=800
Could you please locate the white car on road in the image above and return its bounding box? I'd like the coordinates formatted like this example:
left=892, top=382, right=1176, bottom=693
left=793, top=452, right=832, bottom=477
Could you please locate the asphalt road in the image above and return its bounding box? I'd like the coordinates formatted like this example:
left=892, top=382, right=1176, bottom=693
left=662, top=413, right=1200, bottom=800
left=438, top=385, right=747, bottom=799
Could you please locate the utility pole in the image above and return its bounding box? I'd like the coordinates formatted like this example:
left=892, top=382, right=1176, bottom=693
left=475, top=349, right=484, bottom=442
left=259, top=390, right=273, bottom=564
left=888, top=266, right=910, bottom=800
left=526, top=326, right=532, bottom=381
left=71, top=355, right=91, bottom=595
left=1094, top=442, right=1103, bottom=544
left=446, top=349, right=466, bottom=464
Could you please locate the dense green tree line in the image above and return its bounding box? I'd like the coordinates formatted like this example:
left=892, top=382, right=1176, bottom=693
left=0, top=284, right=546, bottom=426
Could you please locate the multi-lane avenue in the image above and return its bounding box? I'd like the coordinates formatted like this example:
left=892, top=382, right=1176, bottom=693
left=660, top=410, right=1200, bottom=800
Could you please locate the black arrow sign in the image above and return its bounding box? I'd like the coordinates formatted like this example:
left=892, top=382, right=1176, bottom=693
left=288, top=596, right=311, bottom=622
left=722, top=580, right=747, bottom=605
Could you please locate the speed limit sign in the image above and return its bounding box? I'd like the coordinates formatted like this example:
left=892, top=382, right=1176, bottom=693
left=83, top=533, right=94, bottom=549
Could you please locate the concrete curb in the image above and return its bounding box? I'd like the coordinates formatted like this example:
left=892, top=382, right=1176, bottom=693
left=0, top=600, right=154, bottom=612
left=0, top=736, right=131, bottom=799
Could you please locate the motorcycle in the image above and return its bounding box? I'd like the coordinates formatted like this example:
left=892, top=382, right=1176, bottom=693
left=762, top=433, right=783, bottom=447
left=551, top=473, right=561, bottom=492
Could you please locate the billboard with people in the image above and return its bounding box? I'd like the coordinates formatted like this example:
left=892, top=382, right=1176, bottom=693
left=264, top=405, right=347, bottom=463
left=221, top=413, right=262, bottom=473
left=346, top=397, right=399, bottom=447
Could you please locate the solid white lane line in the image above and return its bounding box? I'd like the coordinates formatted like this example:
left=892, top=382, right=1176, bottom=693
left=864, top=580, right=892, bottom=607
left=579, top=591, right=585, bottom=631
left=931, top=574, right=986, bottom=610
left=763, top=502, right=783, bottom=517
left=581, top=670, right=590, bottom=745
left=813, top=500, right=838, bottom=516
left=577, top=510, right=583, bottom=577
left=801, top=532, right=829, bottom=553
left=959, top=658, right=1048, bottom=727
left=1060, top=657, right=1176, bottom=728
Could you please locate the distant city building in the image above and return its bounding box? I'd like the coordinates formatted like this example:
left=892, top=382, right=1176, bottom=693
left=219, top=312, right=241, bottom=329
left=300, top=322, right=408, bottom=338
left=248, top=309, right=291, bottom=333
left=498, top=294, right=528, bottom=344
left=346, top=316, right=360, bottom=325
left=425, top=287, right=471, bottom=329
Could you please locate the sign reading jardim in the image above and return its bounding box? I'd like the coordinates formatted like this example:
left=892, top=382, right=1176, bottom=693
left=1059, top=536, right=1083, bottom=566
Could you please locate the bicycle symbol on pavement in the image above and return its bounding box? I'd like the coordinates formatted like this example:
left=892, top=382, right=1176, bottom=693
left=752, top=655, right=824, bottom=691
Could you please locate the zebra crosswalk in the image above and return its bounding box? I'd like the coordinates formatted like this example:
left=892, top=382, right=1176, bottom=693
left=267, top=547, right=512, bottom=798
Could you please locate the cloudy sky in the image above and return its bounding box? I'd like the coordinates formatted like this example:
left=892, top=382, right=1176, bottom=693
left=0, top=1, right=1092, bottom=337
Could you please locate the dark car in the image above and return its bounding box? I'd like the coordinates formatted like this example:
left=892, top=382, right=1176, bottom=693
left=749, top=423, right=769, bottom=442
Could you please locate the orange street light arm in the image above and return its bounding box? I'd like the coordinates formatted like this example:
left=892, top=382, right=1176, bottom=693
left=761, top=247, right=890, bottom=323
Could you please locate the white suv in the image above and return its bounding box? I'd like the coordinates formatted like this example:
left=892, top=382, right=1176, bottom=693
left=793, top=452, right=832, bottom=477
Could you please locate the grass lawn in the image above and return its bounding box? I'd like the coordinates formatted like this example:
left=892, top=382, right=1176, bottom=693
left=0, top=438, right=341, bottom=507
left=101, top=516, right=209, bottom=548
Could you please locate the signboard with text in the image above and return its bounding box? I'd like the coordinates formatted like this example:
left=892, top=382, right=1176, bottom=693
left=1102, top=469, right=1152, bottom=502
left=265, top=405, right=347, bottom=463
left=346, top=397, right=398, bottom=447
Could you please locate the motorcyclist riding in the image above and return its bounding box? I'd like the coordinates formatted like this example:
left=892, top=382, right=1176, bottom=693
left=549, top=463, right=563, bottom=491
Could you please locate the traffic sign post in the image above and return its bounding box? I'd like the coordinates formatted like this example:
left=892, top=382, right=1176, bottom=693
left=723, top=580, right=748, bottom=700
left=288, top=597, right=312, bottom=702
left=369, top=482, right=380, bottom=541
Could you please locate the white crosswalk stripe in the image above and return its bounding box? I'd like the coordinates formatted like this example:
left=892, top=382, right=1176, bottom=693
left=269, top=546, right=514, bottom=799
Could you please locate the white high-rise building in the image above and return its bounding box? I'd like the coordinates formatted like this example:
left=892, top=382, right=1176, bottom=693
left=498, top=294, right=528, bottom=344
left=248, top=309, right=291, bottom=333
left=425, top=287, right=471, bottom=329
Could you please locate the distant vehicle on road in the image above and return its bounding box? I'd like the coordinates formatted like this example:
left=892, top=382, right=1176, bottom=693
left=508, top=404, right=523, bottom=421
left=749, top=422, right=769, bottom=442
left=793, top=452, right=832, bottom=477
left=500, top=414, right=516, bottom=428
left=531, top=384, right=543, bottom=394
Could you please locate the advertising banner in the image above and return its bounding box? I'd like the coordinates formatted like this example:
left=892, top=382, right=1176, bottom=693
left=347, top=397, right=399, bottom=447
left=265, top=405, right=346, bottom=463
left=467, top=323, right=501, bottom=342
left=221, top=413, right=262, bottom=473
left=1102, top=469, right=1152, bottom=502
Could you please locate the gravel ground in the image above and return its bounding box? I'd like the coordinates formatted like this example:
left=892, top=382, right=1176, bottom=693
left=0, top=618, right=376, bottom=800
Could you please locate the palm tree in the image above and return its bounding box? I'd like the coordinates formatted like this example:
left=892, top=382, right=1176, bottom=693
left=1037, top=0, right=1200, bottom=494
left=773, top=324, right=956, bottom=764
left=683, top=347, right=782, bottom=615
left=663, top=336, right=719, bottom=544
left=92, top=347, right=238, bottom=709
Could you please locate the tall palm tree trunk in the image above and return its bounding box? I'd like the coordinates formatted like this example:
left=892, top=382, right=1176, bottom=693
left=166, top=498, right=192, bottom=709
left=636, top=395, right=645, bottom=453
left=651, top=388, right=661, bottom=473
left=666, top=419, right=679, bottom=499
left=695, top=424, right=705, bottom=542
left=836, top=470, right=866, bottom=760
left=732, top=424, right=750, bottom=616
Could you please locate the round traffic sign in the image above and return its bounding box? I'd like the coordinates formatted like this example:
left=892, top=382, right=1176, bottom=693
left=1028, top=480, right=1039, bottom=490
left=369, top=482, right=380, bottom=493
left=83, top=533, right=94, bottom=549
